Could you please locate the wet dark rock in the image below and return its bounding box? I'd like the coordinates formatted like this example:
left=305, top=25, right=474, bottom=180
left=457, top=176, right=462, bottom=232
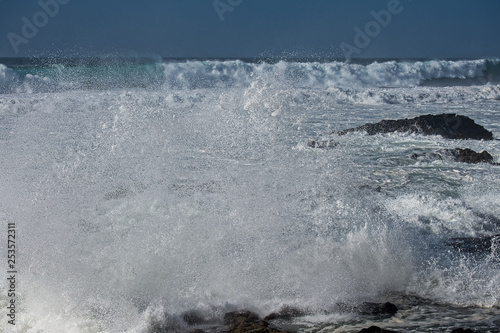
left=411, top=148, right=498, bottom=165
left=357, top=302, right=398, bottom=319
left=223, top=311, right=289, bottom=333
left=339, top=114, right=493, bottom=140
left=450, top=329, right=474, bottom=333
left=181, top=310, right=210, bottom=326
left=223, top=311, right=260, bottom=326
left=264, top=306, right=309, bottom=321
left=448, top=148, right=495, bottom=164
left=307, top=139, right=338, bottom=149
left=357, top=326, right=399, bottom=333
left=359, top=184, right=383, bottom=193
left=335, top=302, right=398, bottom=320
left=411, top=151, right=444, bottom=161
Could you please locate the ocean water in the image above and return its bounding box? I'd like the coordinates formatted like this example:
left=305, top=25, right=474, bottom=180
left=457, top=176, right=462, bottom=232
left=0, top=58, right=499, bottom=333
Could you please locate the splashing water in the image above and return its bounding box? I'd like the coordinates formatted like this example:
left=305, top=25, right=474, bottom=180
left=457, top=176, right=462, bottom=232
left=0, top=58, right=499, bottom=332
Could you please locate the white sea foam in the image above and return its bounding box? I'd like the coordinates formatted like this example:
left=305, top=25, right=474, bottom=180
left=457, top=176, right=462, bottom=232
left=0, top=64, right=20, bottom=93
left=0, top=61, right=499, bottom=332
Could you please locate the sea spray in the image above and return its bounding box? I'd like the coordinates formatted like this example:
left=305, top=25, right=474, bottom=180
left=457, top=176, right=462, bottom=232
left=0, top=58, right=499, bottom=332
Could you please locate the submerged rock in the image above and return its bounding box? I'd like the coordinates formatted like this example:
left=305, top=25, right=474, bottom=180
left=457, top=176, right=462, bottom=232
left=357, top=302, right=398, bottom=318
left=335, top=302, right=399, bottom=320
left=223, top=311, right=289, bottom=333
left=450, top=329, right=474, bottom=333
left=357, top=326, right=399, bottom=333
left=307, top=139, right=338, bottom=149
left=339, top=114, right=493, bottom=140
left=412, top=148, right=498, bottom=165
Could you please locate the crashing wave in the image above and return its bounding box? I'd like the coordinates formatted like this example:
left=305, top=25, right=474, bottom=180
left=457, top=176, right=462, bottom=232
left=1, top=59, right=499, bottom=98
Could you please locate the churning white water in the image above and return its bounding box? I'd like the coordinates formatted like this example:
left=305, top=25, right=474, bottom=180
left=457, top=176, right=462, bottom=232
left=0, top=59, right=499, bottom=332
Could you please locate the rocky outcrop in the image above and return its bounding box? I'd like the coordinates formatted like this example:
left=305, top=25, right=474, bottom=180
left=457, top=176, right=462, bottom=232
left=223, top=311, right=289, bottom=333
left=448, top=148, right=496, bottom=164
left=339, top=114, right=493, bottom=140
left=166, top=306, right=489, bottom=333
left=412, top=148, right=498, bottom=165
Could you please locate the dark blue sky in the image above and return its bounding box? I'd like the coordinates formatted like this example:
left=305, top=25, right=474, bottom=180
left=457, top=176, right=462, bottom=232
left=1, top=0, right=499, bottom=59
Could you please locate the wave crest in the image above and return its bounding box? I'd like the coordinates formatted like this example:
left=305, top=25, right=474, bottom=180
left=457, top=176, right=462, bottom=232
left=1, top=59, right=499, bottom=102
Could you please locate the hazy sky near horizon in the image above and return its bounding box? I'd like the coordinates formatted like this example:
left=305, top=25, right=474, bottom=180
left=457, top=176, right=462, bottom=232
left=1, top=0, right=499, bottom=59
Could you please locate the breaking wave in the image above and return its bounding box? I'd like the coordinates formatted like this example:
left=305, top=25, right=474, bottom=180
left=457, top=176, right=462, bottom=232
left=1, top=58, right=499, bottom=98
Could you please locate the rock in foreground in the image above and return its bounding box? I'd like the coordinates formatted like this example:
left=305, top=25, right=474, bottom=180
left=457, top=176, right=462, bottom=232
left=223, top=311, right=289, bottom=333
left=339, top=114, right=493, bottom=140
left=357, top=302, right=398, bottom=319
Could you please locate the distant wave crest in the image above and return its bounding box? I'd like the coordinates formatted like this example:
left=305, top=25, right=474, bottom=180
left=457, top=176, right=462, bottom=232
left=160, top=59, right=499, bottom=89
left=1, top=59, right=499, bottom=100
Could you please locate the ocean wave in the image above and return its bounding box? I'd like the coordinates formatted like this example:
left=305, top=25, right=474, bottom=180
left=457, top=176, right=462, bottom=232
left=0, top=59, right=499, bottom=99
left=160, top=59, right=499, bottom=89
